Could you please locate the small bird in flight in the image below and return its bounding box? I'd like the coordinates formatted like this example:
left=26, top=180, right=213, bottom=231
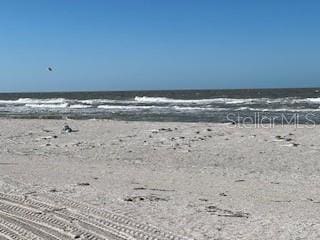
left=48, top=67, right=53, bottom=71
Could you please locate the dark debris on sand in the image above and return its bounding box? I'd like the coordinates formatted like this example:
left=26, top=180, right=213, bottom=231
left=77, top=182, right=90, bottom=186
left=62, top=124, right=73, bottom=133
left=205, top=206, right=250, bottom=218
left=124, top=194, right=169, bottom=202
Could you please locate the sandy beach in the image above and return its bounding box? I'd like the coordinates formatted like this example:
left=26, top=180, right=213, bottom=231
left=1, top=119, right=320, bottom=239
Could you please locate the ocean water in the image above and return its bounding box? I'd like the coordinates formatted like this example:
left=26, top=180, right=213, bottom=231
left=1, top=88, right=320, bottom=123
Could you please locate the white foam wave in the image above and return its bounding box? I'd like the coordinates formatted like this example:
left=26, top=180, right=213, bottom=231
left=135, top=96, right=209, bottom=103
left=235, top=107, right=320, bottom=112
left=134, top=96, right=264, bottom=104
left=134, top=96, right=320, bottom=105
left=173, top=106, right=229, bottom=111
left=0, top=98, right=66, bottom=105
left=304, top=98, right=320, bottom=103
left=80, top=99, right=121, bottom=104
left=97, top=105, right=165, bottom=110
left=25, top=103, right=69, bottom=108
left=69, top=104, right=91, bottom=109
left=97, top=105, right=230, bottom=112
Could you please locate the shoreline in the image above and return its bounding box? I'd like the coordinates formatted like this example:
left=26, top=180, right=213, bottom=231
left=0, top=117, right=319, bottom=127
left=1, top=119, right=320, bottom=239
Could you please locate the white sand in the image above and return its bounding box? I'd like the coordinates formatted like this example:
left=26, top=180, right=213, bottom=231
left=1, top=119, right=320, bottom=239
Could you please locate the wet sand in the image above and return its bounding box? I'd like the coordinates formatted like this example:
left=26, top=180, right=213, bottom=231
left=1, top=119, right=320, bottom=239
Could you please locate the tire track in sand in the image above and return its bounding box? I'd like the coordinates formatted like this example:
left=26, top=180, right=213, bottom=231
left=0, top=192, right=191, bottom=240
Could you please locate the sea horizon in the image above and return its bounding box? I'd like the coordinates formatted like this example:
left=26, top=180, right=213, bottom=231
left=1, top=86, right=320, bottom=94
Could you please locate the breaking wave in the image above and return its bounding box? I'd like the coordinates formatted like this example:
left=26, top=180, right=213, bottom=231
left=0, top=98, right=66, bottom=105
left=25, top=103, right=69, bottom=108
left=134, top=96, right=257, bottom=104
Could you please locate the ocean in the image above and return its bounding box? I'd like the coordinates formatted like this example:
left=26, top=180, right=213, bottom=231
left=1, top=88, right=320, bottom=123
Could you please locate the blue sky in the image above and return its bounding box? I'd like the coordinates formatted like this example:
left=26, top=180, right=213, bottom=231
left=1, top=0, right=320, bottom=92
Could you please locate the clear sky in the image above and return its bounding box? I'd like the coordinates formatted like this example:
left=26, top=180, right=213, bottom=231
left=1, top=0, right=320, bottom=92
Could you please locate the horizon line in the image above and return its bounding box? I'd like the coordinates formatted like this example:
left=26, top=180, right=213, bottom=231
left=1, top=86, right=320, bottom=94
